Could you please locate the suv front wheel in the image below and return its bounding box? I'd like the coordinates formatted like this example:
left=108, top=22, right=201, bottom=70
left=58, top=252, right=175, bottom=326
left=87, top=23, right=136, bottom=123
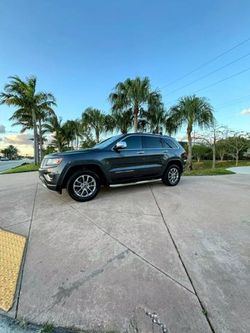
left=67, top=170, right=101, bottom=202
left=162, top=164, right=181, bottom=186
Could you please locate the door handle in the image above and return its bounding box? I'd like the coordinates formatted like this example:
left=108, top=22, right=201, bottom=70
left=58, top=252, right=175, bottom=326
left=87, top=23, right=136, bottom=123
left=137, top=151, right=145, bottom=154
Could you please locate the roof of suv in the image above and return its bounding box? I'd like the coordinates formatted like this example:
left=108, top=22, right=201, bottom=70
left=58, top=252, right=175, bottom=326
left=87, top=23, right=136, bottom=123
left=123, top=132, right=172, bottom=138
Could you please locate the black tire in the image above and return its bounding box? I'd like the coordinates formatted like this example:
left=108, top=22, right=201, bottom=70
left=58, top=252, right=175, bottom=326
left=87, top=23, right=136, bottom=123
left=162, top=164, right=181, bottom=186
left=67, top=170, right=101, bottom=202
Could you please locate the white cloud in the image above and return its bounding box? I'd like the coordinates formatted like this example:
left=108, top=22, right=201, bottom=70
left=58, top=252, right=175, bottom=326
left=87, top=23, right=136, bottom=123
left=0, top=133, right=34, bottom=156
left=240, top=108, right=250, bottom=115
left=4, top=133, right=33, bottom=145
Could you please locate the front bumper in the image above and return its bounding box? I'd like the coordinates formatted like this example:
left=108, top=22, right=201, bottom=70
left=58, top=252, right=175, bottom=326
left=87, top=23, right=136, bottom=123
left=39, top=174, right=58, bottom=191
left=39, top=168, right=61, bottom=192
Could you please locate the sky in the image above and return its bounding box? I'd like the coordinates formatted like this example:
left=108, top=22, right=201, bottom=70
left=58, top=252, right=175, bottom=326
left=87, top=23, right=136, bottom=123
left=0, top=0, right=250, bottom=155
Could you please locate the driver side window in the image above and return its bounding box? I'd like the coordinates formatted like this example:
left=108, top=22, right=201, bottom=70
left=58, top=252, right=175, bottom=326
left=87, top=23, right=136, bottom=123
left=122, top=136, right=142, bottom=149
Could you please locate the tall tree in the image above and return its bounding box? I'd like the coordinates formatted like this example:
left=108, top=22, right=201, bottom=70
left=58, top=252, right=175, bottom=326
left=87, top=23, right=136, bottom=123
left=73, top=119, right=83, bottom=149
left=1, top=145, right=18, bottom=160
left=193, top=123, right=227, bottom=168
left=109, top=77, right=154, bottom=132
left=216, top=139, right=228, bottom=161
left=62, top=120, right=77, bottom=149
left=111, top=109, right=133, bottom=134
left=44, top=115, right=66, bottom=152
left=169, top=95, right=214, bottom=170
left=0, top=76, right=56, bottom=164
left=146, top=91, right=167, bottom=133
left=37, top=108, right=55, bottom=160
left=225, top=131, right=249, bottom=166
left=192, top=144, right=211, bottom=162
left=82, top=107, right=109, bottom=143
left=165, top=115, right=180, bottom=136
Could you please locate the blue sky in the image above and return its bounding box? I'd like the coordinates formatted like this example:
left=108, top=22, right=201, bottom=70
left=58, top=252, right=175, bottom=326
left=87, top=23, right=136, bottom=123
left=0, top=0, right=250, bottom=151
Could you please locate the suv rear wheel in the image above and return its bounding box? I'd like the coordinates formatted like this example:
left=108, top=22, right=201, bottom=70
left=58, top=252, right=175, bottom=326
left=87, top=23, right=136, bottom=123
left=162, top=164, right=181, bottom=186
left=67, top=170, right=100, bottom=202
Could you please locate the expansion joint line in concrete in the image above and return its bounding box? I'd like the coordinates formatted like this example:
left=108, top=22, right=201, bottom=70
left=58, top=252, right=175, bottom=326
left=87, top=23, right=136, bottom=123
left=63, top=199, right=196, bottom=296
left=14, top=183, right=39, bottom=319
left=149, top=185, right=216, bottom=333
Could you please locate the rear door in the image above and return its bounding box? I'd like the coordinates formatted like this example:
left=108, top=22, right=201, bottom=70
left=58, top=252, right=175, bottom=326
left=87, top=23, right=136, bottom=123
left=142, top=136, right=168, bottom=177
left=106, top=135, right=146, bottom=182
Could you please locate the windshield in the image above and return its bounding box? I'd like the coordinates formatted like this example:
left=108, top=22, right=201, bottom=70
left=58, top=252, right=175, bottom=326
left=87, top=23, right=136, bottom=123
left=94, top=134, right=123, bottom=149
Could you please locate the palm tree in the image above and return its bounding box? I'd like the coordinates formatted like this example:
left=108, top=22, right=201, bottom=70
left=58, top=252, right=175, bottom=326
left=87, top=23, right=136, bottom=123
left=73, top=119, right=83, bottom=149
left=37, top=108, right=55, bottom=160
left=10, top=108, right=55, bottom=161
left=109, top=77, right=152, bottom=132
left=165, top=115, right=179, bottom=136
left=82, top=107, right=109, bottom=143
left=0, top=76, right=56, bottom=164
left=146, top=91, right=166, bottom=133
left=111, top=109, right=133, bottom=134
left=168, top=95, right=214, bottom=170
left=44, top=115, right=66, bottom=152
left=62, top=120, right=77, bottom=149
left=1, top=145, right=18, bottom=160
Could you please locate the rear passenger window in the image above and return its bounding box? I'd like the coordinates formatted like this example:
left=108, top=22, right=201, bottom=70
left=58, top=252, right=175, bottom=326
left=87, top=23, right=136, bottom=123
left=122, top=136, right=142, bottom=149
left=164, top=138, right=178, bottom=148
left=143, top=136, right=163, bottom=148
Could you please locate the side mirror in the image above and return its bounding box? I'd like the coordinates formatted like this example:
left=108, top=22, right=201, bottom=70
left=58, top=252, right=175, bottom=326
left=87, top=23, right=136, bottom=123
left=114, top=141, right=127, bottom=150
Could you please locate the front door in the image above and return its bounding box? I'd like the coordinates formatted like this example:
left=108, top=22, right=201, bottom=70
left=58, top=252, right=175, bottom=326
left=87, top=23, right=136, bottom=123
left=105, top=135, right=146, bottom=183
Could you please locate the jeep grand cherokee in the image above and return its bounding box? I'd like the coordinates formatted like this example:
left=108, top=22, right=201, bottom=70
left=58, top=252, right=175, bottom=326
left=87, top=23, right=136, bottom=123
left=39, top=133, right=186, bottom=202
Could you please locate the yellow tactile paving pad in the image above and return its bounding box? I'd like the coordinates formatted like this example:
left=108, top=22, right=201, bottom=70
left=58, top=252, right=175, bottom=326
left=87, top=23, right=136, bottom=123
left=0, top=229, right=26, bottom=311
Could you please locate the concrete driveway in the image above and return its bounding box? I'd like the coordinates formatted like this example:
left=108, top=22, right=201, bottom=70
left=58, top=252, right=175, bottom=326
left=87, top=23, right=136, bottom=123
left=0, top=172, right=250, bottom=333
left=227, top=166, right=250, bottom=174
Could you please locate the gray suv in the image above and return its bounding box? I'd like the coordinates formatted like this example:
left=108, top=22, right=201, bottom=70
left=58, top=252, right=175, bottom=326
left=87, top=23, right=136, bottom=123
left=39, top=133, right=186, bottom=202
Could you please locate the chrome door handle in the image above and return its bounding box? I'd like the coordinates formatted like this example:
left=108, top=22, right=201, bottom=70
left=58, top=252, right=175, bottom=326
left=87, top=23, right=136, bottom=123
left=137, top=151, right=145, bottom=154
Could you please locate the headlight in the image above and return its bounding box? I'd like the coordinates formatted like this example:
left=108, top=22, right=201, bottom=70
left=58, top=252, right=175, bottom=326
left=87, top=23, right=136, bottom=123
left=46, top=158, right=63, bottom=166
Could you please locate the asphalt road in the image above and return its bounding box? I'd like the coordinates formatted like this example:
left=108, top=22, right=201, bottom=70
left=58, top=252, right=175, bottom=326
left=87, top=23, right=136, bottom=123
left=0, top=159, right=33, bottom=172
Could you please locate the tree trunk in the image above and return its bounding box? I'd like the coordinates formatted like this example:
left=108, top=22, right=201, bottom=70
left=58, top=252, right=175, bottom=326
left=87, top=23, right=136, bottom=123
left=32, top=109, right=39, bottom=165
left=76, top=136, right=79, bottom=149
left=38, top=119, right=43, bottom=163
left=96, top=128, right=100, bottom=143
left=220, top=153, right=224, bottom=161
left=133, top=114, right=138, bottom=132
left=186, top=128, right=193, bottom=170
left=133, top=105, right=139, bottom=132
left=212, top=144, right=216, bottom=169
left=236, top=151, right=239, bottom=166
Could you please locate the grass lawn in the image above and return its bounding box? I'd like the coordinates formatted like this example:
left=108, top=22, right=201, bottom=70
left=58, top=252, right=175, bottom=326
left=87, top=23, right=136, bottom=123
left=184, top=160, right=250, bottom=176
left=1, top=163, right=39, bottom=174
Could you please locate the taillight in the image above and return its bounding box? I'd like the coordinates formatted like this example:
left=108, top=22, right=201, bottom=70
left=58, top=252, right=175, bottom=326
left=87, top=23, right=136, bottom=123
left=182, top=152, right=188, bottom=160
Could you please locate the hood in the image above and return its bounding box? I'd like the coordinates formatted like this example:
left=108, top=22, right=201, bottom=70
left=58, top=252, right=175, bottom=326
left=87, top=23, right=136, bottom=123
left=44, top=148, right=100, bottom=159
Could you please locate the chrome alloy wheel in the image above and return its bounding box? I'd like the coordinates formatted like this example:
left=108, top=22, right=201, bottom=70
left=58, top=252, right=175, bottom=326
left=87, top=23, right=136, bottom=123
left=168, top=167, right=179, bottom=184
left=73, top=175, right=96, bottom=198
